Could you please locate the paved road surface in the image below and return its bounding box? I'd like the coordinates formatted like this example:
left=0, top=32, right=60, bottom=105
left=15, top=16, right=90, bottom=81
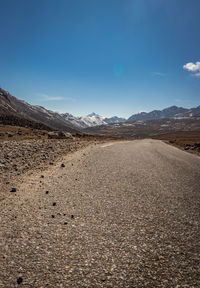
left=1, top=139, right=200, bottom=287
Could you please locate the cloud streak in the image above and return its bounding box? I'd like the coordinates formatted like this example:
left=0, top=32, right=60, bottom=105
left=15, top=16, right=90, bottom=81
left=183, top=61, right=200, bottom=77
left=37, top=93, right=76, bottom=102
left=152, top=72, right=165, bottom=77
left=37, top=93, right=64, bottom=101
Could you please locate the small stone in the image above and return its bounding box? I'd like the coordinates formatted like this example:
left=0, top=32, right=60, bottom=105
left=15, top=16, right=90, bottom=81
left=51, top=215, right=55, bottom=218
left=101, top=277, right=106, bottom=282
left=46, top=191, right=49, bottom=194
left=52, top=202, right=56, bottom=206
left=61, top=163, right=65, bottom=167
left=71, top=215, right=74, bottom=219
left=10, top=188, right=16, bottom=192
left=17, top=277, right=23, bottom=284
left=40, top=175, right=44, bottom=178
left=64, top=222, right=68, bottom=225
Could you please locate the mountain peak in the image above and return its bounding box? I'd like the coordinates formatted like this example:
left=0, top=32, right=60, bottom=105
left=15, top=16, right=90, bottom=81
left=87, top=112, right=100, bottom=117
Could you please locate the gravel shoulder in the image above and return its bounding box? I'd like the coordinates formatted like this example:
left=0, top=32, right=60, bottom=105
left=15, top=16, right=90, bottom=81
left=0, top=137, right=115, bottom=199
left=0, top=139, right=200, bottom=287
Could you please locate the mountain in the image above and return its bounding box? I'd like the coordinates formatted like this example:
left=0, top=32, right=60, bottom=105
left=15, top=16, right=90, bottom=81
left=84, top=116, right=200, bottom=138
left=80, top=113, right=106, bottom=127
left=84, top=105, right=200, bottom=137
left=128, top=106, right=188, bottom=122
left=61, top=112, right=126, bottom=128
left=61, top=112, right=105, bottom=128
left=174, top=106, right=200, bottom=118
left=61, top=113, right=87, bottom=129
left=104, top=116, right=126, bottom=124
left=0, top=88, right=79, bottom=132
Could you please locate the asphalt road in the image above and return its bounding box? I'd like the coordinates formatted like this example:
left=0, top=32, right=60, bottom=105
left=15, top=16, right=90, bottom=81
left=1, top=139, right=200, bottom=287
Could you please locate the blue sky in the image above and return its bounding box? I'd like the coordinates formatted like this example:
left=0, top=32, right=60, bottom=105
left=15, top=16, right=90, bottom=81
left=0, top=0, right=199, bottom=117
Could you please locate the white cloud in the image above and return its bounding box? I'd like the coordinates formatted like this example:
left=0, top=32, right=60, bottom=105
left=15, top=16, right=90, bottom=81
left=183, top=61, right=200, bottom=77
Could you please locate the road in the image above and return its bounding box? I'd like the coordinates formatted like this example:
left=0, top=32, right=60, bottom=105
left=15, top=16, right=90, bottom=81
left=1, top=139, right=200, bottom=287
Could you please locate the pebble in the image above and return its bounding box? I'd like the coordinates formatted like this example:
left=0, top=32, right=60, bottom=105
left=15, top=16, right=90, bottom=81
left=10, top=188, right=16, bottom=192
left=17, top=277, right=23, bottom=284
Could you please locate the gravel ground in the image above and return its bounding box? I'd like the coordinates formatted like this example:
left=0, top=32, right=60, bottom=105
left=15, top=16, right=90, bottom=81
left=0, top=138, right=105, bottom=198
left=0, top=139, right=200, bottom=287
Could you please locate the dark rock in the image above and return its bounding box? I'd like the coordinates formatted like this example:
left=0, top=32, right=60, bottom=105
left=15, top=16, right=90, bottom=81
left=71, top=215, right=74, bottom=219
left=64, top=222, right=68, bottom=225
left=7, top=132, right=14, bottom=137
left=10, top=188, right=16, bottom=192
left=52, top=202, right=56, bottom=206
left=194, top=142, right=200, bottom=147
left=48, top=131, right=73, bottom=139
left=51, top=215, right=55, bottom=218
left=61, top=163, right=65, bottom=167
left=41, top=175, right=44, bottom=178
left=17, top=277, right=23, bottom=284
left=46, top=191, right=49, bottom=194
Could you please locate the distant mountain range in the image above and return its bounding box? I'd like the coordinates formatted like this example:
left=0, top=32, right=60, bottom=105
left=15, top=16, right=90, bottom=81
left=61, top=112, right=126, bottom=128
left=0, top=88, right=199, bottom=132
left=127, top=106, right=200, bottom=122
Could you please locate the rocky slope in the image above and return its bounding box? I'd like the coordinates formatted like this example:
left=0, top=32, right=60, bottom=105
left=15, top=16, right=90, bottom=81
left=0, top=88, right=79, bottom=132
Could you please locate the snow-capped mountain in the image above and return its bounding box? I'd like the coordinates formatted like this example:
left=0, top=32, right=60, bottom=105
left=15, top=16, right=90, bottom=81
left=61, top=112, right=126, bottom=129
left=61, top=113, right=88, bottom=129
left=61, top=112, right=104, bottom=128
left=80, top=113, right=106, bottom=127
